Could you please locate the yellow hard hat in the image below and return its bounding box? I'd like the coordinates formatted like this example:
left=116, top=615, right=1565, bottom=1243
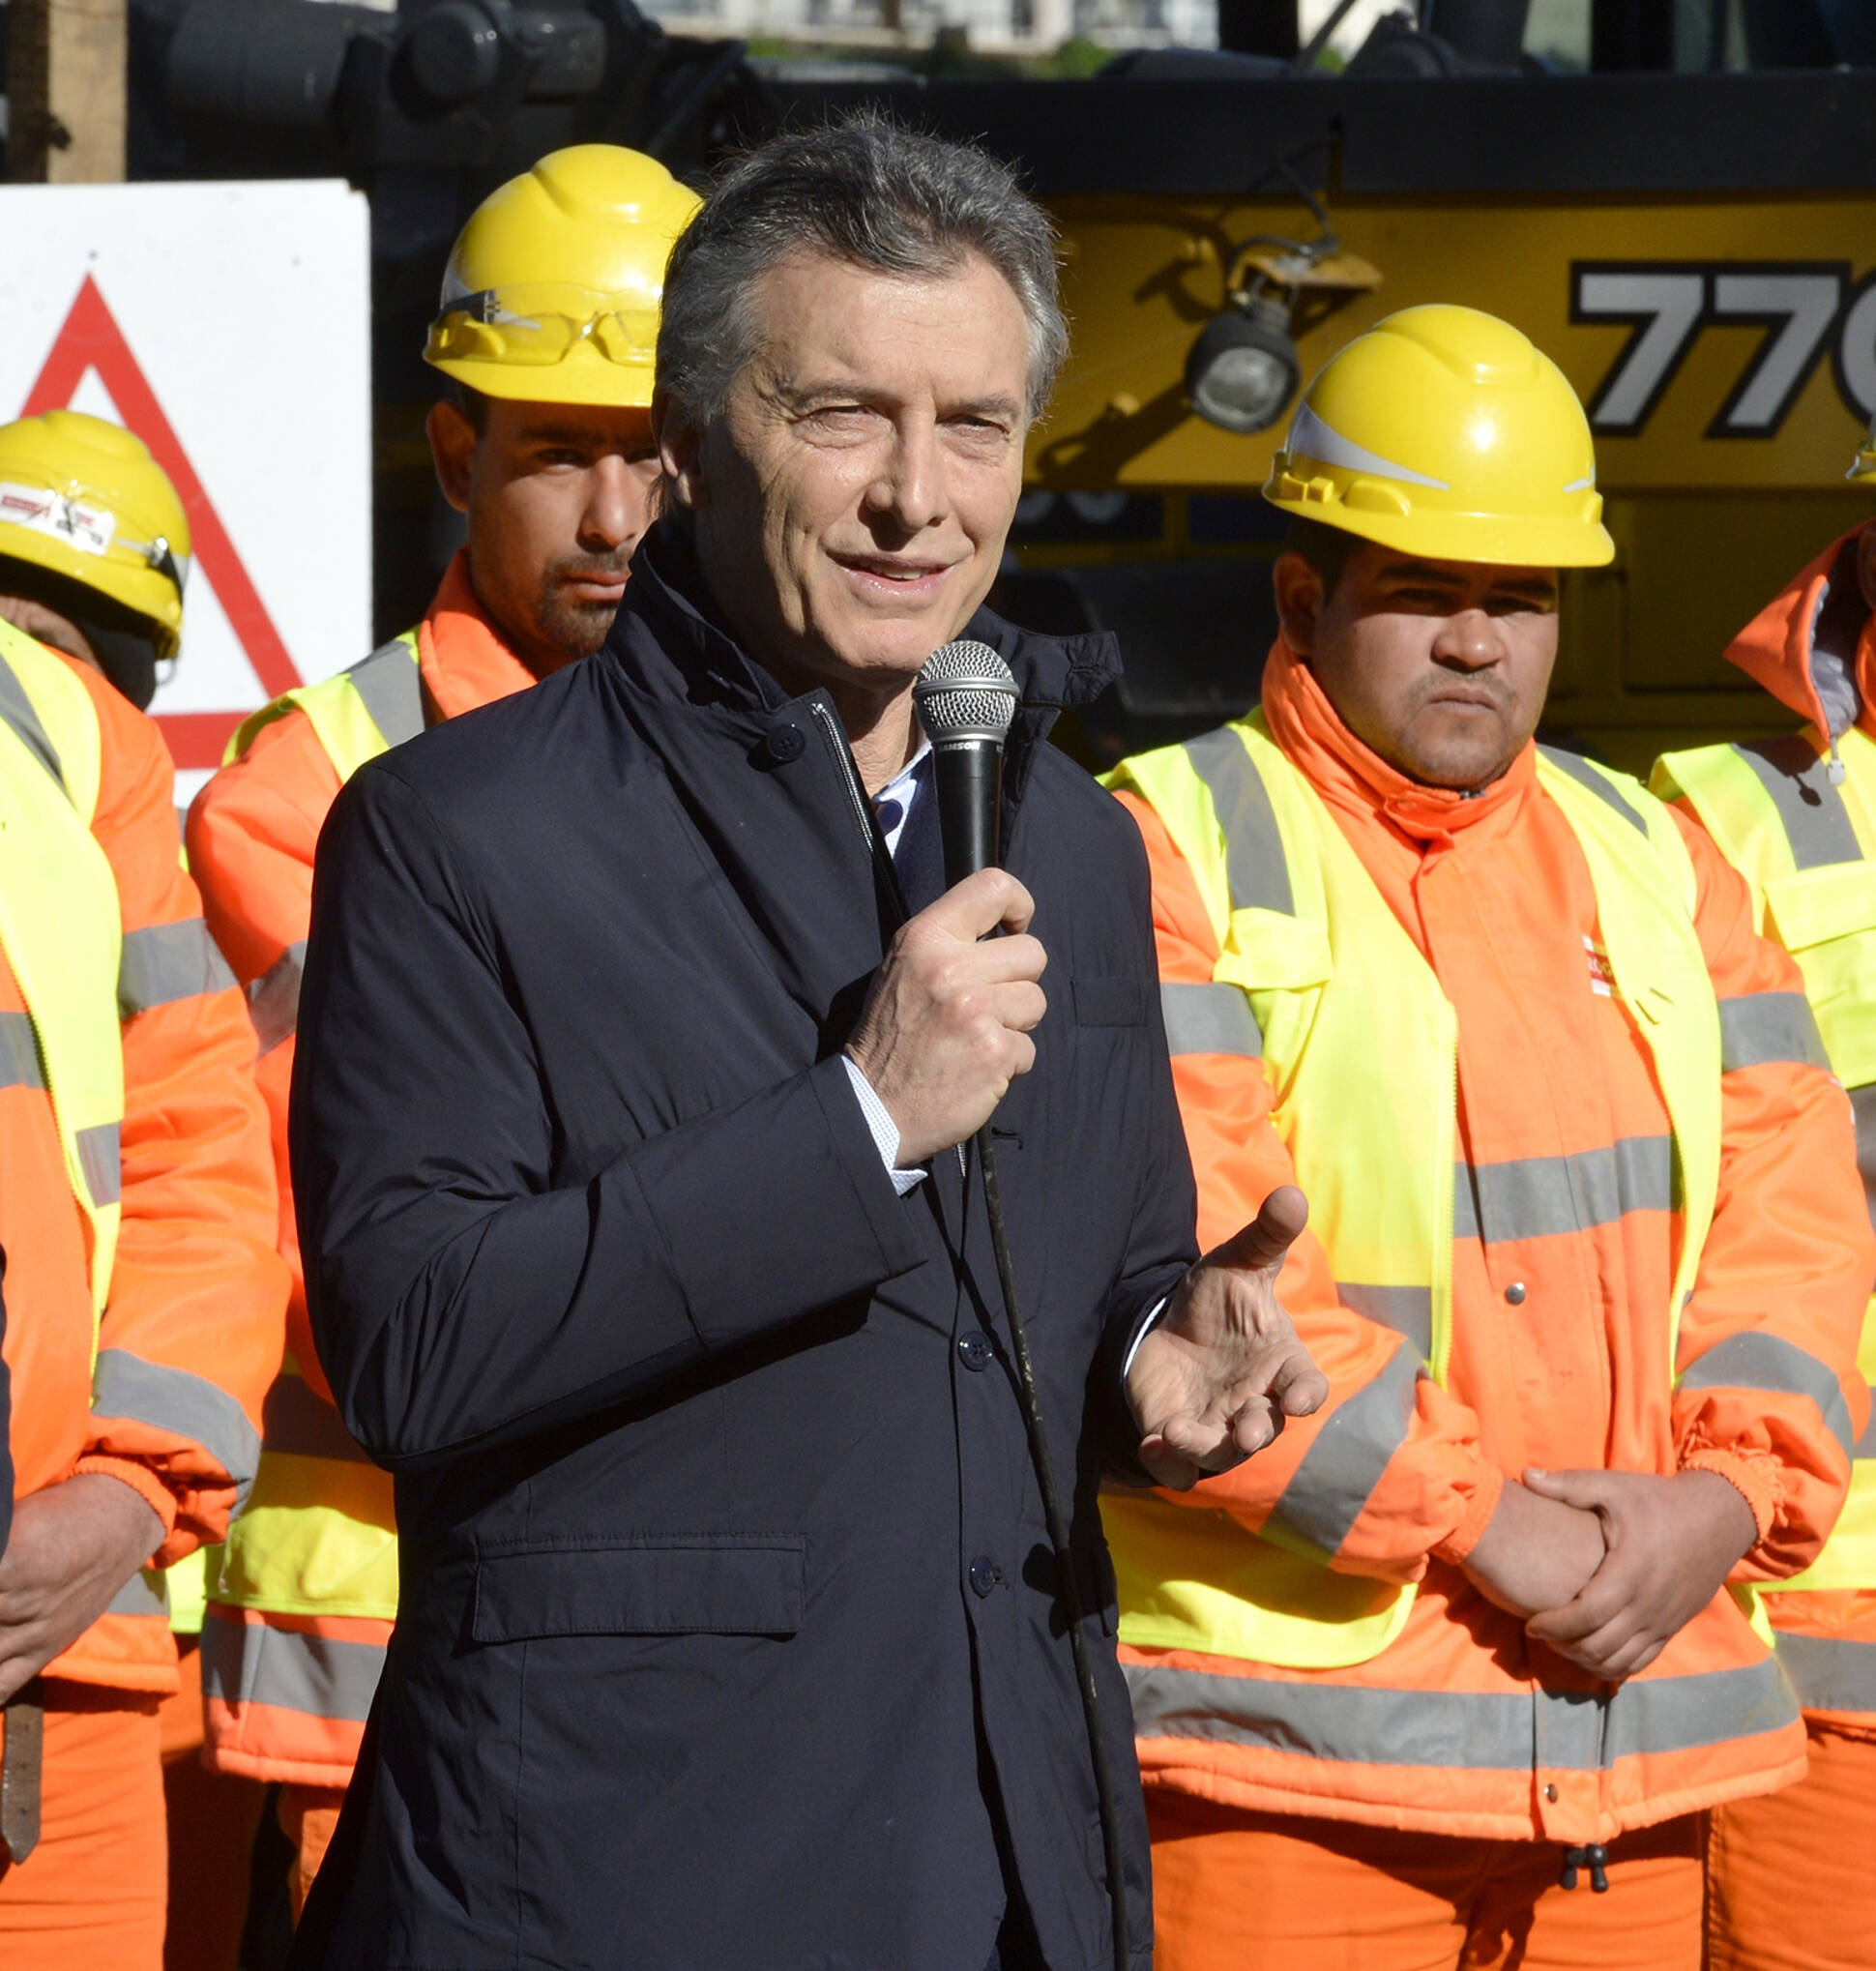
left=425, top=144, right=701, bottom=409
left=1263, top=304, right=1615, bottom=569
left=1848, top=410, right=1876, bottom=485
left=0, top=410, right=190, bottom=656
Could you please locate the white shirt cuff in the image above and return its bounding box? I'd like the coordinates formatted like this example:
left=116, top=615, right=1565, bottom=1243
left=841, top=1055, right=925, bottom=1195
left=1122, top=1295, right=1171, bottom=1378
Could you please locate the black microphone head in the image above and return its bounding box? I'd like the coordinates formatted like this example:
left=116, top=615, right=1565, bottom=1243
left=913, top=640, right=1018, bottom=749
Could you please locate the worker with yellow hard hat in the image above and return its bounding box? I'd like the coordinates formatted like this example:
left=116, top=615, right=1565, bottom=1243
left=182, top=142, right=699, bottom=1925
left=0, top=409, right=190, bottom=708
left=0, top=401, right=284, bottom=1969
left=1650, top=409, right=1876, bottom=1971
left=1106, top=305, right=1870, bottom=1970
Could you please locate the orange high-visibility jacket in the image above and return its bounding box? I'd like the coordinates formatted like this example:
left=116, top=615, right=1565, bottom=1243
left=1655, top=517, right=1876, bottom=1736
left=1109, top=638, right=1872, bottom=1843
left=184, top=551, right=539, bottom=1781
left=3, top=644, right=284, bottom=1693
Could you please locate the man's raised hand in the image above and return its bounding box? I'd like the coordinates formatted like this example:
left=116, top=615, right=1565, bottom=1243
left=846, top=868, right=1047, bottom=1166
left=1126, top=1186, right=1330, bottom=1490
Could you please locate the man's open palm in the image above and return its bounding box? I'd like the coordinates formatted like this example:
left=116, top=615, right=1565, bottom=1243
left=1127, top=1185, right=1329, bottom=1490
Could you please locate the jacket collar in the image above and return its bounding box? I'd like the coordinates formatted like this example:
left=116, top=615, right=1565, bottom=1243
left=1261, top=633, right=1537, bottom=846
left=611, top=520, right=1123, bottom=728
left=417, top=549, right=541, bottom=721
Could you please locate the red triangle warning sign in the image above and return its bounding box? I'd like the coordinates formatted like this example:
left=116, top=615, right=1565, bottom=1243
left=22, top=274, right=305, bottom=768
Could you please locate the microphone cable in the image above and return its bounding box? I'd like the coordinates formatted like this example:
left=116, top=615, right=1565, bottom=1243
left=912, top=637, right=1132, bottom=1970
left=975, top=1127, right=1132, bottom=1971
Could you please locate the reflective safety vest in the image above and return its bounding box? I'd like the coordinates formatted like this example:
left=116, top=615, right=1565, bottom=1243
left=1105, top=714, right=1723, bottom=1671
left=1655, top=723, right=1876, bottom=1721
left=0, top=618, right=124, bottom=1334
left=1100, top=720, right=1808, bottom=1842
left=211, top=631, right=425, bottom=1637
left=223, top=630, right=424, bottom=779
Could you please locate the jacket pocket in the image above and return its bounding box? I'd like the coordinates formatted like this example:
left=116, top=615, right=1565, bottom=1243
left=1072, top=976, right=1152, bottom=1027
left=470, top=1535, right=806, bottom=1641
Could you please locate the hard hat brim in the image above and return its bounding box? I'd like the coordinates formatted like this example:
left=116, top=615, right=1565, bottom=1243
left=1262, top=489, right=1616, bottom=571
left=425, top=349, right=657, bottom=411
left=0, top=524, right=182, bottom=657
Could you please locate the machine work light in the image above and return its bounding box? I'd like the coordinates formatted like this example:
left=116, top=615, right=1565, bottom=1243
left=1185, top=294, right=1303, bottom=435
left=1182, top=166, right=1384, bottom=438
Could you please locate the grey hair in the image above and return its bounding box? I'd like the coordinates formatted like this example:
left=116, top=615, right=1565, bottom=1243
left=656, top=109, right=1069, bottom=427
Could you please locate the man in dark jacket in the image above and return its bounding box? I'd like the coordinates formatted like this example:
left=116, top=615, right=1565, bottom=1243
left=287, top=115, right=1326, bottom=1971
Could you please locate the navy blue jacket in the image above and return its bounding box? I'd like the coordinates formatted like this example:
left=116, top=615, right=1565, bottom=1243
left=288, top=532, right=1195, bottom=1971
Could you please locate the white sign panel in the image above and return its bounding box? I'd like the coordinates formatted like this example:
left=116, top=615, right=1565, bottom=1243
left=0, top=180, right=372, bottom=800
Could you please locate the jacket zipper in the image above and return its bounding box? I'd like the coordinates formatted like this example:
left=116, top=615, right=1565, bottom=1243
left=808, top=697, right=907, bottom=923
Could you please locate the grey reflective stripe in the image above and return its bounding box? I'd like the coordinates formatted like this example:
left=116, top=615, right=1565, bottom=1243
left=1679, top=1331, right=1857, bottom=1460
left=1773, top=1633, right=1876, bottom=1714
left=1539, top=745, right=1648, bottom=835
left=1859, top=1390, right=1876, bottom=1458
left=105, top=1568, right=170, bottom=1620
left=248, top=940, right=306, bottom=1055
left=261, top=1374, right=373, bottom=1463
left=0, top=1011, right=44, bottom=1091
left=1264, top=1340, right=1421, bottom=1560
left=1337, top=1284, right=1433, bottom=1360
left=1467, top=1134, right=1673, bottom=1245
left=1735, top=736, right=1862, bottom=869
left=1850, top=1082, right=1876, bottom=1178
left=1125, top=1654, right=1798, bottom=1770
left=347, top=639, right=425, bottom=750
left=0, top=646, right=65, bottom=790
left=118, top=918, right=236, bottom=1016
left=92, top=1348, right=262, bottom=1501
left=1718, top=991, right=1830, bottom=1073
left=1183, top=727, right=1293, bottom=916
left=1453, top=1165, right=1480, bottom=1241
left=1160, top=981, right=1262, bottom=1058
left=202, top=1610, right=384, bottom=1724
left=76, top=1121, right=120, bottom=1207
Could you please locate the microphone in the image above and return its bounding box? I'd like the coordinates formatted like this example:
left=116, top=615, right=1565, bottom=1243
left=911, top=639, right=1019, bottom=888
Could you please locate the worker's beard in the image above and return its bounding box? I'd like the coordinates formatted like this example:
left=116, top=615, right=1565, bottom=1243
left=529, top=552, right=633, bottom=670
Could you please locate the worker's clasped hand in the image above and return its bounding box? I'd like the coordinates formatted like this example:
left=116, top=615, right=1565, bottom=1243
left=0, top=1473, right=165, bottom=1704
left=1127, top=1185, right=1330, bottom=1490
left=1518, top=1466, right=1760, bottom=1682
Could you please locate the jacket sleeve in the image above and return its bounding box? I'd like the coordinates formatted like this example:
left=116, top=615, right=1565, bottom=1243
left=292, top=760, right=931, bottom=1470
left=0, top=1258, right=10, bottom=1558
left=1111, top=788, right=1503, bottom=1581
left=73, top=662, right=287, bottom=1561
left=186, top=708, right=344, bottom=1399
left=1089, top=799, right=1205, bottom=1474
left=1670, top=807, right=1873, bottom=1579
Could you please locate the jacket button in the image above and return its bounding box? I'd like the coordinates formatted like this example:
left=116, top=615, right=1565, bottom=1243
left=968, top=1555, right=1004, bottom=1598
left=957, top=1330, right=993, bottom=1371
left=1505, top=1282, right=1527, bottom=1306
left=764, top=721, right=806, bottom=763
left=1542, top=1782, right=1558, bottom=1803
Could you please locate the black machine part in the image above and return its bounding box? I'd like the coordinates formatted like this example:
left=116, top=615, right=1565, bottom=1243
left=160, top=0, right=771, bottom=179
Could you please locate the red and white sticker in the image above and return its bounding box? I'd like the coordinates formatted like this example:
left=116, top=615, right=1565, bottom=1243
left=1584, top=934, right=1615, bottom=997
left=0, top=480, right=115, bottom=557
